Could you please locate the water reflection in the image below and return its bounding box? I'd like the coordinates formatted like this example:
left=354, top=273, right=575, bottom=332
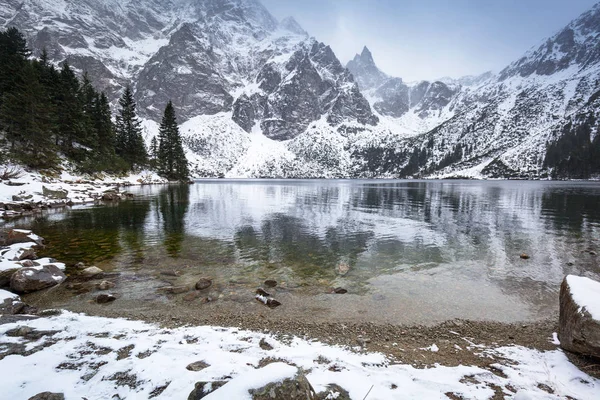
left=6, top=180, right=600, bottom=324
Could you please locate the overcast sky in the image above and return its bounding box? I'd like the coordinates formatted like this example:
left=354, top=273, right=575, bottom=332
left=261, top=0, right=599, bottom=81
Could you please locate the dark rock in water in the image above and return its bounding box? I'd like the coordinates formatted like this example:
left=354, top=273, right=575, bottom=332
left=250, top=369, right=316, bottom=400
left=255, top=288, right=282, bottom=308
left=255, top=288, right=271, bottom=297
left=559, top=275, right=600, bottom=358
left=95, top=294, right=117, bottom=304
left=195, top=278, right=212, bottom=291
left=10, top=265, right=67, bottom=293
left=101, top=192, right=120, bottom=201
left=259, top=338, right=274, bottom=351
left=317, top=384, right=351, bottom=400
left=188, top=381, right=228, bottom=400
left=520, top=253, right=530, bottom=260
left=264, top=280, right=277, bottom=288
left=186, top=361, right=210, bottom=372
left=590, top=251, right=598, bottom=256
left=28, top=392, right=64, bottom=400
left=333, top=287, right=347, bottom=294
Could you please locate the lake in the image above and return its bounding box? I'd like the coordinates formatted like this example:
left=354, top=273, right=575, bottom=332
left=7, top=180, right=600, bottom=325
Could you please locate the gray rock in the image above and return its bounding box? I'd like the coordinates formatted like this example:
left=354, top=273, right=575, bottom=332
left=81, top=266, right=104, bottom=277
left=188, top=381, right=228, bottom=400
left=186, top=361, right=210, bottom=372
left=250, top=369, right=316, bottom=400
left=28, top=392, right=64, bottom=400
left=0, top=268, right=19, bottom=287
left=559, top=276, right=600, bottom=358
left=10, top=265, right=67, bottom=294
left=95, top=294, right=117, bottom=304
left=42, top=186, right=68, bottom=200
left=195, top=278, right=212, bottom=291
left=317, top=384, right=351, bottom=400
left=259, top=338, right=274, bottom=351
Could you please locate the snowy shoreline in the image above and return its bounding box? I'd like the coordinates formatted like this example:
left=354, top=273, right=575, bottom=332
left=0, top=311, right=598, bottom=399
left=0, top=168, right=170, bottom=220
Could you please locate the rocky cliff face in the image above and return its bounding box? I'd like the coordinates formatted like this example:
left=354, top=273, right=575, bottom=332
left=346, top=47, right=460, bottom=122
left=1, top=0, right=377, bottom=139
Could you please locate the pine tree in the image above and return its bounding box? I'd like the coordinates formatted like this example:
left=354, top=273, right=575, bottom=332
left=56, top=62, right=85, bottom=157
left=157, top=101, right=189, bottom=181
left=149, top=136, right=158, bottom=168
left=115, top=86, right=147, bottom=170
left=0, top=62, right=58, bottom=168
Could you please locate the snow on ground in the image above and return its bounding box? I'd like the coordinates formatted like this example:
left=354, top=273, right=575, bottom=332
left=0, top=231, right=66, bottom=273
left=0, top=312, right=598, bottom=399
left=566, top=275, right=600, bottom=320
left=0, top=289, right=19, bottom=302
left=0, top=165, right=167, bottom=206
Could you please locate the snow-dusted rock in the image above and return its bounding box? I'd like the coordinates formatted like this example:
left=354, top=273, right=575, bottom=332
left=10, top=265, right=66, bottom=294
left=559, top=275, right=600, bottom=357
left=249, top=368, right=317, bottom=400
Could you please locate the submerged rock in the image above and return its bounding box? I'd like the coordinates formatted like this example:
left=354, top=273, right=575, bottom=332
left=95, top=293, right=117, bottom=304
left=559, top=275, right=600, bottom=358
left=81, top=266, right=104, bottom=277
left=264, top=280, right=277, bottom=288
left=195, top=278, right=212, bottom=291
left=520, top=253, right=530, bottom=260
left=10, top=265, right=66, bottom=293
left=332, top=287, right=347, bottom=294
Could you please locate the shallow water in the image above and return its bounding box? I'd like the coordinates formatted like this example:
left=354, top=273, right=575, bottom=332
left=6, top=180, right=600, bottom=325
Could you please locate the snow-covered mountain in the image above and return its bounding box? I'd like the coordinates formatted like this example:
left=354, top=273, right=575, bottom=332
left=2, top=0, right=600, bottom=179
left=348, top=5, right=600, bottom=179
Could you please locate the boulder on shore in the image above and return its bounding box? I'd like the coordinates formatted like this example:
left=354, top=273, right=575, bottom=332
left=250, top=368, right=317, bottom=400
left=10, top=265, right=67, bottom=294
left=559, top=275, right=600, bottom=358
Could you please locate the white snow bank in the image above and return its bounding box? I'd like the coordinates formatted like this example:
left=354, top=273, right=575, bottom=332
left=566, top=275, right=600, bottom=320
left=0, top=312, right=598, bottom=399
left=0, top=165, right=168, bottom=205
left=0, top=289, right=19, bottom=302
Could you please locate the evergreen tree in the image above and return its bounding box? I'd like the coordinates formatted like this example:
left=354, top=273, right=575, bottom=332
left=0, top=62, right=57, bottom=168
left=157, top=101, right=189, bottom=181
left=56, top=62, right=85, bottom=157
left=149, top=136, right=158, bottom=168
left=115, top=86, right=147, bottom=169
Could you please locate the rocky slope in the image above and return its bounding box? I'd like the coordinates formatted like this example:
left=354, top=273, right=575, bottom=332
left=2, top=0, right=600, bottom=179
left=1, top=0, right=377, bottom=138
left=348, top=4, right=600, bottom=179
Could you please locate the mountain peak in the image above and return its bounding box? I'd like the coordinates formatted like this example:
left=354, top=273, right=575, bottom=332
left=347, top=46, right=388, bottom=90
left=360, top=46, right=374, bottom=61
